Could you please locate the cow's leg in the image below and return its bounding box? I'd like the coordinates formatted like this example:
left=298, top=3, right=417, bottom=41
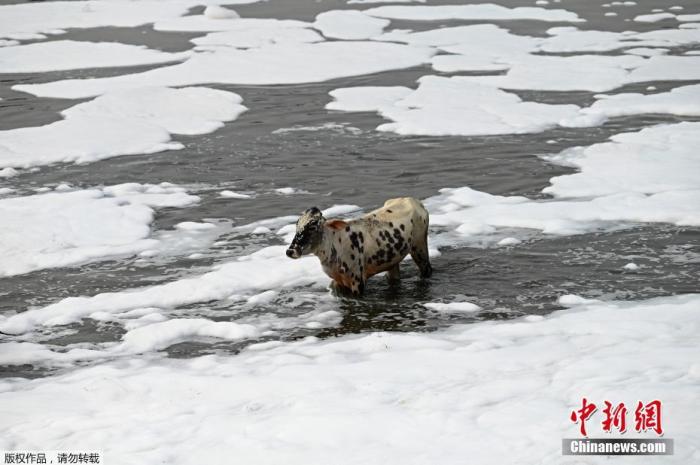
left=410, top=231, right=432, bottom=278
left=386, top=263, right=400, bottom=283
left=350, top=277, right=366, bottom=296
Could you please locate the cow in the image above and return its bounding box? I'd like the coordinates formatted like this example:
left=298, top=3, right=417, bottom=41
left=286, top=197, right=432, bottom=295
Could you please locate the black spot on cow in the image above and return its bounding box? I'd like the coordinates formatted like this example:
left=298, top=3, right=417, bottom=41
left=349, top=232, right=360, bottom=250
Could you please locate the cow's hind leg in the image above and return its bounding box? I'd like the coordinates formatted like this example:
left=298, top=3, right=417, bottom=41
left=386, top=264, right=400, bottom=283
left=410, top=232, right=432, bottom=278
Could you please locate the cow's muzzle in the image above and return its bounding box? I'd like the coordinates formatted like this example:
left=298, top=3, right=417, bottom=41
left=286, top=248, right=301, bottom=259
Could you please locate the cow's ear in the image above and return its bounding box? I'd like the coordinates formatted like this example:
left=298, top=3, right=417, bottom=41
left=325, top=220, right=348, bottom=231
left=304, top=206, right=322, bottom=217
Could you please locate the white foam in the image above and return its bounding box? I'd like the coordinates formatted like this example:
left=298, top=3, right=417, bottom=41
left=326, top=86, right=412, bottom=112
left=203, top=5, right=240, bottom=19
left=0, top=0, right=260, bottom=41
left=246, top=290, right=279, bottom=305
left=0, top=245, right=328, bottom=334
left=424, top=122, right=700, bottom=243
left=220, top=190, right=253, bottom=199
left=349, top=0, right=424, bottom=3
left=364, top=4, right=584, bottom=22
left=175, top=221, right=217, bottom=231
left=274, top=187, right=309, bottom=195
left=376, top=24, right=541, bottom=72
left=115, top=318, right=259, bottom=354
left=313, top=10, right=389, bottom=40
left=539, top=27, right=669, bottom=52
left=575, top=84, right=700, bottom=124
left=0, top=201, right=364, bottom=334
left=423, top=301, right=481, bottom=313
left=1, top=294, right=697, bottom=463
left=0, top=183, right=198, bottom=277
left=14, top=42, right=434, bottom=99
left=0, top=167, right=17, bottom=178
left=0, top=40, right=189, bottom=73
left=467, top=54, right=644, bottom=92
left=543, top=122, right=700, bottom=198
left=0, top=86, right=246, bottom=168
left=191, top=20, right=322, bottom=49
left=628, top=55, right=700, bottom=83
left=326, top=76, right=583, bottom=136
left=634, top=12, right=676, bottom=22
left=497, top=237, right=521, bottom=246
left=272, top=122, right=362, bottom=134
left=624, top=47, right=668, bottom=56
left=156, top=15, right=306, bottom=33
left=374, top=24, right=700, bottom=89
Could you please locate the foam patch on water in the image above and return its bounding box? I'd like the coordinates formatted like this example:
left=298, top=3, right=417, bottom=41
left=0, top=0, right=261, bottom=41
left=375, top=24, right=540, bottom=72
left=328, top=79, right=700, bottom=136
left=326, top=76, right=585, bottom=136
left=14, top=41, right=434, bottom=99
left=191, top=20, right=322, bottom=49
left=0, top=86, right=246, bottom=168
left=364, top=4, right=584, bottom=22
left=0, top=293, right=698, bottom=463
left=423, top=301, right=481, bottom=313
left=349, top=0, right=425, bottom=3
left=0, top=40, right=189, bottom=73
left=0, top=183, right=198, bottom=277
left=313, top=10, right=389, bottom=40
left=155, top=15, right=305, bottom=33
left=115, top=318, right=259, bottom=354
left=542, top=122, right=700, bottom=198
left=373, top=23, right=699, bottom=89
left=0, top=245, right=329, bottom=335
left=424, top=122, right=700, bottom=243
left=573, top=84, right=700, bottom=125
left=634, top=12, right=677, bottom=22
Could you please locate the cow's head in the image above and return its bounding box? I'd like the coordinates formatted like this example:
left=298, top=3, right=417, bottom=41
left=286, top=207, right=324, bottom=259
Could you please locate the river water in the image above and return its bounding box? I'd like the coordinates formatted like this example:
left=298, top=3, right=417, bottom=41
left=1, top=0, right=699, bottom=378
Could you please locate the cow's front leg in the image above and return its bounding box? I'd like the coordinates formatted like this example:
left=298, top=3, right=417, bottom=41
left=350, top=276, right=366, bottom=296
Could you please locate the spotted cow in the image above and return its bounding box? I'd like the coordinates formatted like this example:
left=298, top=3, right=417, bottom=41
left=286, top=197, right=432, bottom=295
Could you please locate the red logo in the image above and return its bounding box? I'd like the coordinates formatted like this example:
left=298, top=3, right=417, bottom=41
left=570, top=399, right=663, bottom=436
left=635, top=400, right=663, bottom=435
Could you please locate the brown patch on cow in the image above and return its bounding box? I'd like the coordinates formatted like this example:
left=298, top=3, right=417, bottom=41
left=326, top=220, right=348, bottom=231
left=365, top=262, right=394, bottom=278
left=330, top=270, right=354, bottom=289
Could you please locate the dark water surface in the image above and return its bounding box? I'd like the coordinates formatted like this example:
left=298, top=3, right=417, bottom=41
left=1, top=0, right=699, bottom=378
